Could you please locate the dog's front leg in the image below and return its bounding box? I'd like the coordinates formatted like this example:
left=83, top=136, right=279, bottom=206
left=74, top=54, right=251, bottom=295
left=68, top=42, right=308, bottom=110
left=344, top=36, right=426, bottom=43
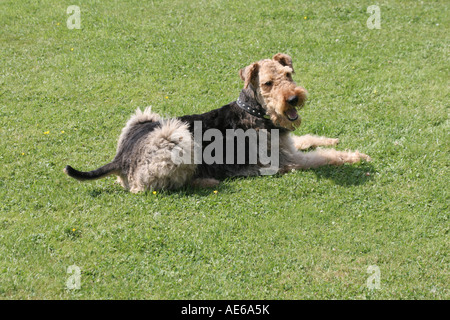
left=291, top=134, right=340, bottom=150
left=279, top=148, right=371, bottom=173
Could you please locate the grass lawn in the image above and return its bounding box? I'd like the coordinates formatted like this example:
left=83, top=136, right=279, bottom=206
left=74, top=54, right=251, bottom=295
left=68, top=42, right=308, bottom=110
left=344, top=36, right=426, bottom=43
left=0, top=0, right=448, bottom=299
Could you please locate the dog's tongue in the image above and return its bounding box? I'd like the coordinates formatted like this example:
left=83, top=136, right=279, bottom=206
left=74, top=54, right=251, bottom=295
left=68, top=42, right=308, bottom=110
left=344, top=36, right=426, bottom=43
left=285, top=108, right=298, bottom=121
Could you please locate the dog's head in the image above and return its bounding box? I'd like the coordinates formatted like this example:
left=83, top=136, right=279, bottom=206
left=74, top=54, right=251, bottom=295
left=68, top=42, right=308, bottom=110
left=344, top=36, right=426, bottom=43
left=239, top=53, right=307, bottom=131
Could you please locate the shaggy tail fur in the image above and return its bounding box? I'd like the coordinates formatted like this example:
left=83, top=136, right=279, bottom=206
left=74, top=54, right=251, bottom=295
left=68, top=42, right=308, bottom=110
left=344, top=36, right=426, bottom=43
left=63, top=162, right=119, bottom=181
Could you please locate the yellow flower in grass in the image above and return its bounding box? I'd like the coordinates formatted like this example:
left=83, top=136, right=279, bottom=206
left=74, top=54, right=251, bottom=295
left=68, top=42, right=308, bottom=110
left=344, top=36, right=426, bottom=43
left=44, top=131, right=50, bottom=134
left=61, top=130, right=65, bottom=134
left=70, top=48, right=74, bottom=51
left=152, top=191, right=157, bottom=195
left=72, top=228, right=76, bottom=232
left=213, top=190, right=218, bottom=194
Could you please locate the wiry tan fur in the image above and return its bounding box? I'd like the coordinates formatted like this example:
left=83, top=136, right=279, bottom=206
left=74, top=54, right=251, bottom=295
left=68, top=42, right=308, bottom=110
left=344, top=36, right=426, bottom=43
left=278, top=134, right=370, bottom=173
left=291, top=134, right=340, bottom=150
left=240, top=53, right=371, bottom=172
left=240, top=54, right=307, bottom=131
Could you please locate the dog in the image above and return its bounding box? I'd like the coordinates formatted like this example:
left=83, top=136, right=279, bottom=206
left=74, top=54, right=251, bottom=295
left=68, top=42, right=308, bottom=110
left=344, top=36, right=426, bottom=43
left=64, top=53, right=370, bottom=192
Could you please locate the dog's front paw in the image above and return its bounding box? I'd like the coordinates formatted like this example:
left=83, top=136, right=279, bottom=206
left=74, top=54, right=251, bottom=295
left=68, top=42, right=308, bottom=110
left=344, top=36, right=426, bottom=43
left=356, top=151, right=371, bottom=162
left=326, top=138, right=340, bottom=146
left=319, top=149, right=371, bottom=165
left=340, top=150, right=371, bottom=164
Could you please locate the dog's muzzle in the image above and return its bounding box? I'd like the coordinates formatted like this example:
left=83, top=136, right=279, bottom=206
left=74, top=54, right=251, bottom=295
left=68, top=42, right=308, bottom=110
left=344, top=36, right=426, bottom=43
left=285, top=108, right=299, bottom=121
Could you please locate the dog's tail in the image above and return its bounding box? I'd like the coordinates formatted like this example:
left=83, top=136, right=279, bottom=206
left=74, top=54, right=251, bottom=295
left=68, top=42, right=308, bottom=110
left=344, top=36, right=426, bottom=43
left=63, top=161, right=120, bottom=181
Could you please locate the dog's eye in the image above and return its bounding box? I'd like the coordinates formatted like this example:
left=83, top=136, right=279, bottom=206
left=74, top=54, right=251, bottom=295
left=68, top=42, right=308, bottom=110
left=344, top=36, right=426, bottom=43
left=264, top=81, right=273, bottom=86
left=286, top=73, right=292, bottom=79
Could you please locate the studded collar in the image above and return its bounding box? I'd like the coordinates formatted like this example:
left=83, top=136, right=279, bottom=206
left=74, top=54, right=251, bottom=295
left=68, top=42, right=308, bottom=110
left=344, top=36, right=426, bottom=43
left=236, top=90, right=270, bottom=120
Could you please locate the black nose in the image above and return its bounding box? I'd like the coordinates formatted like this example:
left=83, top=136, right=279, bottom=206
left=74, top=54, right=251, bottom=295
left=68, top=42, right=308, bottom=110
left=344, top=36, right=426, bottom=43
left=287, top=95, right=299, bottom=106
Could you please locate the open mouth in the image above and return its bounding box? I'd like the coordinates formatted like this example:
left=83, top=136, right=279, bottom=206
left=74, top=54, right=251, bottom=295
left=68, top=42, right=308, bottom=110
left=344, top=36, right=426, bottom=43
left=284, top=108, right=299, bottom=121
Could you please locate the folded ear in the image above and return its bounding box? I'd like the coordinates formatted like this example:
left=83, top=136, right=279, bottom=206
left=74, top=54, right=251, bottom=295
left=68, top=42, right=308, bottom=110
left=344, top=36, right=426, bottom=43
left=239, top=62, right=260, bottom=89
left=272, top=53, right=294, bottom=72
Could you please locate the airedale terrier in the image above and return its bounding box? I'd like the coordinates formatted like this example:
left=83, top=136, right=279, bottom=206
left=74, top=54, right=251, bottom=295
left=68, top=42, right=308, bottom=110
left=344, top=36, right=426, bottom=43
left=64, top=53, right=370, bottom=192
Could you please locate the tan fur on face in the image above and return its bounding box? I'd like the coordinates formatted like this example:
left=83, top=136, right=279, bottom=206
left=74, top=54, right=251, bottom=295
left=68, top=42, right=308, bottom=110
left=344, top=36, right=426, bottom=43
left=240, top=53, right=308, bottom=131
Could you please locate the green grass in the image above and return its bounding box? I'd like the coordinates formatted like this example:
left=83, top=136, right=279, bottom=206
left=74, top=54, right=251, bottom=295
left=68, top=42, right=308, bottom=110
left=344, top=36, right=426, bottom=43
left=0, top=0, right=448, bottom=299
